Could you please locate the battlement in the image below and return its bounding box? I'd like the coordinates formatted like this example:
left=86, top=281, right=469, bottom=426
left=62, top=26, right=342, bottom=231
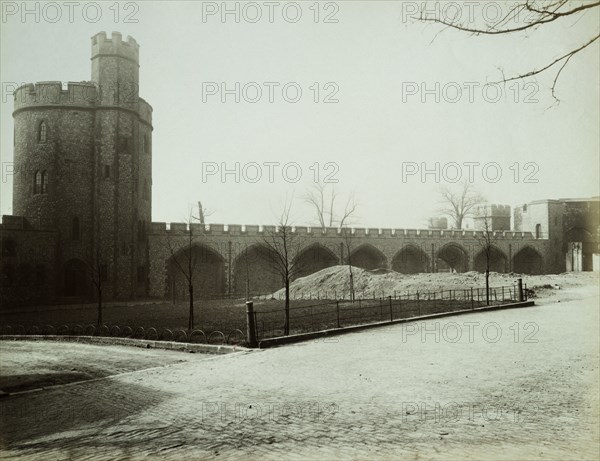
left=147, top=222, right=540, bottom=240
left=13, top=81, right=99, bottom=110
left=13, top=81, right=153, bottom=122
left=475, top=204, right=511, bottom=217
left=91, top=31, right=139, bottom=62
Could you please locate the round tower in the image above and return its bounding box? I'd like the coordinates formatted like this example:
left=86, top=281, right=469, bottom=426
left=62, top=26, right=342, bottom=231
left=12, top=32, right=153, bottom=300
left=91, top=31, right=139, bottom=108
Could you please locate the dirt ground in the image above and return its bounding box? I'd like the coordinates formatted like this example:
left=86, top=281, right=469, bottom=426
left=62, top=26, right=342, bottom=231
left=0, top=272, right=598, bottom=460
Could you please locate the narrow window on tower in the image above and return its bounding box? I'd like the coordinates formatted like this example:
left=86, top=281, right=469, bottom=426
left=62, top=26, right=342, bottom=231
left=38, top=122, right=47, bottom=143
left=104, top=165, right=111, bottom=179
left=144, top=134, right=150, bottom=154
left=41, top=171, right=48, bottom=194
left=72, top=217, right=80, bottom=241
left=143, top=179, right=149, bottom=200
left=34, top=171, right=42, bottom=195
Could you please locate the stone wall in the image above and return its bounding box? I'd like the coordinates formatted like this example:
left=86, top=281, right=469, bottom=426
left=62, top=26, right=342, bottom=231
left=0, top=217, right=59, bottom=307
left=147, top=224, right=553, bottom=299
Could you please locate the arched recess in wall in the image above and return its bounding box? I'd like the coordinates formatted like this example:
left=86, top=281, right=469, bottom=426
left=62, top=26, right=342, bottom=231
left=436, top=243, right=469, bottom=273
left=512, top=246, right=544, bottom=275
left=474, top=246, right=508, bottom=273
left=233, top=244, right=282, bottom=296
left=63, top=259, right=89, bottom=297
left=565, top=226, right=594, bottom=242
left=293, top=243, right=339, bottom=280
left=392, top=245, right=429, bottom=273
left=167, top=243, right=226, bottom=300
left=349, top=244, right=387, bottom=271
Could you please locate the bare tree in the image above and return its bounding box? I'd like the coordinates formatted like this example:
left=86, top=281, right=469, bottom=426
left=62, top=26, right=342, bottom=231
left=437, top=180, right=485, bottom=229
left=475, top=206, right=499, bottom=306
left=340, top=226, right=356, bottom=302
left=166, top=202, right=213, bottom=331
left=85, top=243, right=105, bottom=326
left=417, top=0, right=600, bottom=102
left=261, top=199, right=306, bottom=335
left=304, top=182, right=358, bottom=229
left=195, top=201, right=213, bottom=224
left=241, top=243, right=253, bottom=300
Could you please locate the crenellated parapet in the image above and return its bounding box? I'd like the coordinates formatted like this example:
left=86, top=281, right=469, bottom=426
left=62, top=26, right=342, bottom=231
left=13, top=80, right=152, bottom=123
left=13, top=82, right=99, bottom=111
left=147, top=222, right=540, bottom=241
left=91, top=31, right=139, bottom=63
left=489, top=204, right=512, bottom=216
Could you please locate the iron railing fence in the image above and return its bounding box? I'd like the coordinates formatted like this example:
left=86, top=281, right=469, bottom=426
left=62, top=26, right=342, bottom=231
left=253, top=284, right=527, bottom=340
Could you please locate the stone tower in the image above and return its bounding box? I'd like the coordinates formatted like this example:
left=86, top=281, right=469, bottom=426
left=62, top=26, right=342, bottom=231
left=473, top=204, right=511, bottom=231
left=12, top=32, right=153, bottom=300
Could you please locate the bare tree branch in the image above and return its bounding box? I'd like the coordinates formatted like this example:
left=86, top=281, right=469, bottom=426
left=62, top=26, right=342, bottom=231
left=437, top=180, right=485, bottom=229
left=418, top=0, right=598, bottom=35
left=304, top=182, right=359, bottom=229
left=417, top=0, right=600, bottom=99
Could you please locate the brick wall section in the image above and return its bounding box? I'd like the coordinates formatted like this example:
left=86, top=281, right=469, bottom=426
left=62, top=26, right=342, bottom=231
left=147, top=225, right=553, bottom=299
left=0, top=218, right=59, bottom=307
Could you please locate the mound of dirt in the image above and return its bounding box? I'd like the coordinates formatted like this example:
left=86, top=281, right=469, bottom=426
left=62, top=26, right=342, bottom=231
left=270, top=266, right=598, bottom=300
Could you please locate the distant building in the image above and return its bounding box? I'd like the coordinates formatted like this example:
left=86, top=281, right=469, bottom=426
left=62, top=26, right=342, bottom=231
left=427, top=217, right=448, bottom=230
left=513, top=197, right=600, bottom=272
left=473, top=204, right=511, bottom=232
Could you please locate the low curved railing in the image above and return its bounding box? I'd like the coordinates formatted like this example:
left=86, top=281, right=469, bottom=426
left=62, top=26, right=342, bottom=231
left=0, top=324, right=247, bottom=346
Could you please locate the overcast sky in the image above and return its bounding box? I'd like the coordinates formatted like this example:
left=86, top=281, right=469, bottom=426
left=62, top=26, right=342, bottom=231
left=1, top=1, right=599, bottom=228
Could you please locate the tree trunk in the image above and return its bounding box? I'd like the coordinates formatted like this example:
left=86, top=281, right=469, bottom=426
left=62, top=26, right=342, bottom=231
left=348, top=265, right=355, bottom=302
left=485, top=268, right=490, bottom=306
left=189, top=284, right=194, bottom=331
left=284, top=279, right=290, bottom=336
left=97, top=287, right=102, bottom=326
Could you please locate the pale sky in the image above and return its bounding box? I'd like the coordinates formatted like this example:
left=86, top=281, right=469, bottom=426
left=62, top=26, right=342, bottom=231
left=1, top=1, right=599, bottom=228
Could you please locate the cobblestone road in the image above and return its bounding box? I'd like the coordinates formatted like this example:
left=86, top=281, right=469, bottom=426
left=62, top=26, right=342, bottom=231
left=1, top=287, right=598, bottom=460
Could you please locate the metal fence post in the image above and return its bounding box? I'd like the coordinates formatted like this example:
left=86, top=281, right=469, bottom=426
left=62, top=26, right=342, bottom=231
left=246, top=301, right=257, bottom=348
left=470, top=288, right=474, bottom=309
left=517, top=278, right=524, bottom=302
left=389, top=296, right=393, bottom=321
left=336, top=301, right=340, bottom=328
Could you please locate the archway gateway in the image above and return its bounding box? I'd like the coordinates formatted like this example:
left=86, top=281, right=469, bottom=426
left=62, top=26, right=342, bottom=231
left=167, top=244, right=226, bottom=300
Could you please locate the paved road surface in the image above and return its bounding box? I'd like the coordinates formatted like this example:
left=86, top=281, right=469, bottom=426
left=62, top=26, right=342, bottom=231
left=1, top=286, right=598, bottom=460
